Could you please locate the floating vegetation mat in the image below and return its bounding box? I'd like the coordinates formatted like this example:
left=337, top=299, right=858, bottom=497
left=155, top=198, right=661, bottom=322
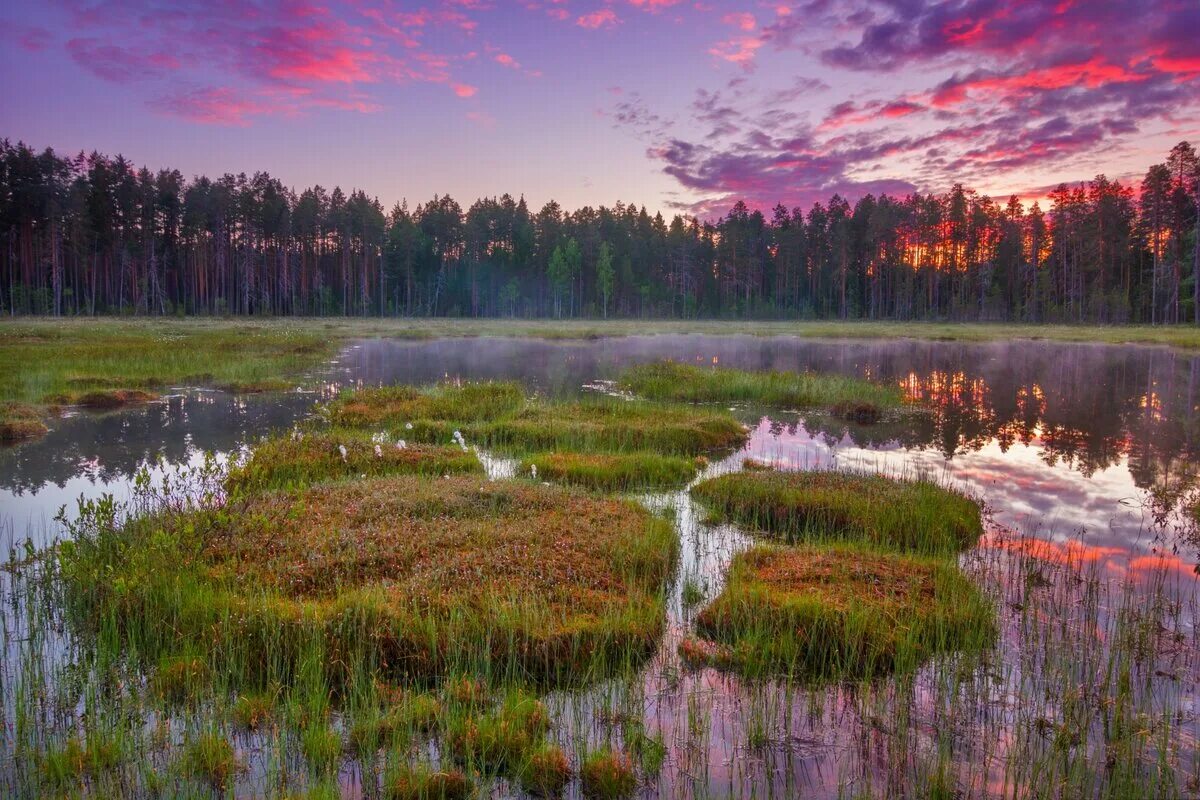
left=329, top=381, right=749, bottom=456
left=225, top=431, right=482, bottom=492
left=691, top=467, right=983, bottom=555
left=59, top=475, right=677, bottom=688
left=618, top=360, right=903, bottom=410
left=684, top=543, right=995, bottom=680
left=521, top=451, right=704, bottom=491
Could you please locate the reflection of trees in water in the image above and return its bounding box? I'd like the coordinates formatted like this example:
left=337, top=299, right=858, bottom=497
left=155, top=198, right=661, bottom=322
left=3, top=337, right=1198, bottom=508
left=0, top=393, right=315, bottom=494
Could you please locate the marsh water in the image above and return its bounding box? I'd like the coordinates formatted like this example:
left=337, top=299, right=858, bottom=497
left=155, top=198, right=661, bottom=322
left=3, top=334, right=1199, bottom=798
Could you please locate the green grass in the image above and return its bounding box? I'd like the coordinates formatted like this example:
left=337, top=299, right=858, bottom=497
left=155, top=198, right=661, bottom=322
left=0, top=402, right=49, bottom=441
left=225, top=431, right=482, bottom=493
left=579, top=748, right=638, bottom=799
left=521, top=451, right=704, bottom=491
left=685, top=543, right=995, bottom=679
left=59, top=474, right=677, bottom=688
left=330, top=383, right=748, bottom=457
left=383, top=761, right=472, bottom=800
left=0, top=318, right=332, bottom=408
left=691, top=468, right=983, bottom=555
left=7, top=317, right=1191, bottom=412
left=619, top=360, right=902, bottom=409
left=178, top=731, right=239, bottom=790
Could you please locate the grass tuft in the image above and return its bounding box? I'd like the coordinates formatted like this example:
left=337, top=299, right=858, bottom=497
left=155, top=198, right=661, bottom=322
left=580, top=748, right=638, bottom=799
left=384, top=761, right=472, bottom=800
left=226, top=431, right=481, bottom=493
left=179, top=732, right=239, bottom=790
left=0, top=402, right=48, bottom=441
left=691, top=468, right=983, bottom=555
left=521, top=451, right=703, bottom=491
left=689, top=543, right=994, bottom=679
left=619, top=360, right=901, bottom=409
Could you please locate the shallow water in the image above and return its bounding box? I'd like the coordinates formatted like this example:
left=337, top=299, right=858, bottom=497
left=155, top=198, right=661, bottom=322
left=2, top=333, right=1199, bottom=798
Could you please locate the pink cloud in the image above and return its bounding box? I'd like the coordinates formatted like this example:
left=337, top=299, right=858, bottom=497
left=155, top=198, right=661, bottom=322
left=452, top=82, right=478, bottom=97
left=577, top=8, right=620, bottom=29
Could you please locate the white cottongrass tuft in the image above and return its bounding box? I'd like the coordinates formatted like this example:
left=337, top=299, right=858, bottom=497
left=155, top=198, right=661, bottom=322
left=396, top=439, right=407, bottom=450
left=374, top=444, right=383, bottom=458
left=338, top=444, right=348, bottom=463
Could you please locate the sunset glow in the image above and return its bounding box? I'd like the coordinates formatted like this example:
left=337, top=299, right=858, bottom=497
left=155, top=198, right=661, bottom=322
left=2, top=0, right=1197, bottom=215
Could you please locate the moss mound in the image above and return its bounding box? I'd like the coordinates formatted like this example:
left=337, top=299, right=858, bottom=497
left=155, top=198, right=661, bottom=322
left=687, top=544, right=994, bottom=679
left=75, top=388, right=158, bottom=409
left=60, top=475, right=677, bottom=687
left=522, top=451, right=702, bottom=491
left=691, top=468, right=982, bottom=555
left=619, top=360, right=901, bottom=409
left=329, top=382, right=748, bottom=457
left=226, top=432, right=482, bottom=492
left=0, top=403, right=48, bottom=441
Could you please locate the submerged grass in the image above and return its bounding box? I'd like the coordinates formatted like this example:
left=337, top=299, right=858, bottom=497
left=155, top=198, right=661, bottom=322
left=225, top=431, right=482, bottom=492
left=329, top=382, right=748, bottom=457
left=59, top=474, right=677, bottom=687
left=691, top=468, right=983, bottom=555
left=619, top=360, right=903, bottom=410
left=521, top=451, right=703, bottom=491
left=687, top=543, right=995, bottom=679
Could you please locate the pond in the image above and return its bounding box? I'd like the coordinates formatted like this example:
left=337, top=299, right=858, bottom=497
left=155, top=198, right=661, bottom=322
left=2, top=334, right=1198, bottom=798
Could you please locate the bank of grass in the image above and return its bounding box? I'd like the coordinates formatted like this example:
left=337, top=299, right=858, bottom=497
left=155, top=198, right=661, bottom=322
left=329, top=382, right=748, bottom=457
left=5, top=317, right=1195, bottom=410
left=59, top=474, right=677, bottom=687
left=691, top=468, right=983, bottom=555
left=619, top=360, right=903, bottom=410
left=0, top=318, right=333, bottom=409
left=521, top=451, right=704, bottom=491
left=225, top=431, right=482, bottom=492
left=684, top=543, right=994, bottom=679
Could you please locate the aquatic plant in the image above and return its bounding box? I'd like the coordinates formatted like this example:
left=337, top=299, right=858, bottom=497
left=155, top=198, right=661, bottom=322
left=178, top=732, right=239, bottom=790
left=518, top=743, right=572, bottom=796
left=521, top=451, right=703, bottom=491
left=0, top=402, right=48, bottom=441
left=58, top=475, right=677, bottom=688
left=579, top=748, right=638, bottom=799
left=618, top=360, right=902, bottom=409
left=383, top=761, right=472, bottom=800
left=225, top=431, right=482, bottom=492
left=691, top=468, right=983, bottom=555
left=689, top=543, right=994, bottom=679
left=329, top=381, right=525, bottom=427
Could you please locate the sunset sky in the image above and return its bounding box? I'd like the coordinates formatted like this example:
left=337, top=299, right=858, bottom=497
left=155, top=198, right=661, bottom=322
left=2, top=0, right=1198, bottom=218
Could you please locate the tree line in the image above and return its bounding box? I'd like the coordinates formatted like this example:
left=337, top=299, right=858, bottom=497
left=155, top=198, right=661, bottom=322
left=1, top=138, right=1197, bottom=322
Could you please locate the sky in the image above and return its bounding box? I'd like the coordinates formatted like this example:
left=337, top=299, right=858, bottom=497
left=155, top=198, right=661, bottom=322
left=2, top=0, right=1198, bottom=219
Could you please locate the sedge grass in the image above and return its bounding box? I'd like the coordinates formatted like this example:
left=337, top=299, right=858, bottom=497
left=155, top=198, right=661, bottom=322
left=329, top=382, right=749, bottom=457
left=686, top=543, right=995, bottom=680
left=57, top=474, right=678, bottom=688
left=619, top=360, right=903, bottom=410
left=691, top=468, right=983, bottom=555
left=225, top=431, right=482, bottom=493
left=521, top=451, right=703, bottom=491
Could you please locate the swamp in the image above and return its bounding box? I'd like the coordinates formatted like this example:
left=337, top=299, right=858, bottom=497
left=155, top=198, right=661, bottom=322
left=2, top=323, right=1199, bottom=799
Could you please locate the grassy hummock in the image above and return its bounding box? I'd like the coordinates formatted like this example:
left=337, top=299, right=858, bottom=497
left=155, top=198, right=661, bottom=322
left=521, top=451, right=703, bottom=491
left=60, top=475, right=677, bottom=687
left=686, top=544, right=994, bottom=679
left=225, top=431, right=482, bottom=492
left=691, top=468, right=983, bottom=555
left=329, top=382, right=748, bottom=457
left=619, top=360, right=901, bottom=410
left=0, top=402, right=49, bottom=441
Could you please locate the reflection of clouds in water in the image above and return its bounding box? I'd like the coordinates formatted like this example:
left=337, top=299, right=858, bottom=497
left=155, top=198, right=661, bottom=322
left=744, top=415, right=1187, bottom=574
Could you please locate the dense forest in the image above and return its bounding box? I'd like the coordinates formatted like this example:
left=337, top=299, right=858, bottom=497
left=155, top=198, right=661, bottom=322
left=1, top=139, right=1197, bottom=322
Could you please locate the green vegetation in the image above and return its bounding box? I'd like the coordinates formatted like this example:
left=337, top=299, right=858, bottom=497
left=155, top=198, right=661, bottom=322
left=329, top=382, right=748, bottom=457
left=687, top=544, right=994, bottom=679
left=522, top=451, right=703, bottom=491
left=178, top=732, right=239, bottom=790
left=691, top=468, right=983, bottom=555
left=59, top=475, right=677, bottom=687
left=579, top=748, right=638, bottom=799
left=226, top=431, right=482, bottom=492
left=383, top=761, right=472, bottom=800
left=0, top=402, right=48, bottom=441
left=620, top=360, right=902, bottom=409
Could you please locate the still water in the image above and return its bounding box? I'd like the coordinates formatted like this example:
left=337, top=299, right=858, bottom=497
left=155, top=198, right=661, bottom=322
left=2, top=334, right=1198, bottom=798
left=5, top=335, right=1197, bottom=573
